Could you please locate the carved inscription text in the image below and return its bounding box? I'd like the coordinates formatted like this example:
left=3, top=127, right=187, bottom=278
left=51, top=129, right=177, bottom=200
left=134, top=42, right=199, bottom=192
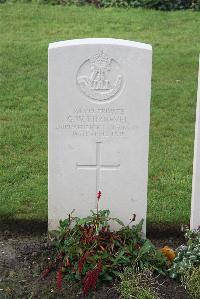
left=56, top=107, right=136, bottom=137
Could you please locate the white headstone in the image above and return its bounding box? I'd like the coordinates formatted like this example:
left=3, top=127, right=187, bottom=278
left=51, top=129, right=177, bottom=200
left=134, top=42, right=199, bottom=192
left=191, top=57, right=200, bottom=230
left=48, top=38, right=152, bottom=233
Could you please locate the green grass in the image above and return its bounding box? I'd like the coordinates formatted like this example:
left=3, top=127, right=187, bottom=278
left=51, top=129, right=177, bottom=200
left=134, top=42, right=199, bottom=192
left=0, top=4, right=200, bottom=226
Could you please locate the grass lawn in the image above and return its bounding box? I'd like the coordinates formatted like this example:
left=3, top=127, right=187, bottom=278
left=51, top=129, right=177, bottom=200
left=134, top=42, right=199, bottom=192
left=0, top=3, right=200, bottom=227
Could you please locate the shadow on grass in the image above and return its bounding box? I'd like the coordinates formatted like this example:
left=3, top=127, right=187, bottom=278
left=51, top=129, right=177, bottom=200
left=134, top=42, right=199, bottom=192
left=0, top=217, right=187, bottom=239
left=0, top=218, right=47, bottom=235
left=147, top=222, right=188, bottom=239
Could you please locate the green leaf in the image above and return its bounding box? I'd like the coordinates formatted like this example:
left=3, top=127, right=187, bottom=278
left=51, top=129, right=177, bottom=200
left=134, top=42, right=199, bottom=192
left=100, top=273, right=113, bottom=281
left=111, top=217, right=125, bottom=226
left=139, top=240, right=154, bottom=255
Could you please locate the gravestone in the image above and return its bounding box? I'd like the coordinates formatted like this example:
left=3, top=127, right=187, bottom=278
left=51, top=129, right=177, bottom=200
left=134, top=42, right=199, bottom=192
left=191, top=57, right=200, bottom=230
left=48, top=38, right=152, bottom=233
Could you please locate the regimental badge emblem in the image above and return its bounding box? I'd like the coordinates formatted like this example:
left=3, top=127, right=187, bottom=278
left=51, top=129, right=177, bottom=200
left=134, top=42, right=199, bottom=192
left=77, top=50, right=123, bottom=102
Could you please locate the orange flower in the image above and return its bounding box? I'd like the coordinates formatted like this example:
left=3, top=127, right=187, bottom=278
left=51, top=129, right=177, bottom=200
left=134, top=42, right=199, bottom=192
left=160, top=246, right=176, bottom=262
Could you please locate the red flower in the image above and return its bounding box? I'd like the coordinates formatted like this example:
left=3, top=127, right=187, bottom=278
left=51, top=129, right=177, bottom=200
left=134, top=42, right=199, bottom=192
left=83, top=260, right=102, bottom=296
left=56, top=269, right=62, bottom=290
left=97, top=191, right=101, bottom=201
left=78, top=252, right=89, bottom=274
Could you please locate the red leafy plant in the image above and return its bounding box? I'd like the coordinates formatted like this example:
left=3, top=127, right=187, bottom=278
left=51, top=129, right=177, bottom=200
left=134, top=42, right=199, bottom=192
left=42, top=191, right=167, bottom=295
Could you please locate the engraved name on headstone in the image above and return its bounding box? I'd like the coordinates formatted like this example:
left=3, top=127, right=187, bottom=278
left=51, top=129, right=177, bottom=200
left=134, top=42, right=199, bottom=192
left=48, top=38, right=152, bottom=233
left=191, top=57, right=200, bottom=230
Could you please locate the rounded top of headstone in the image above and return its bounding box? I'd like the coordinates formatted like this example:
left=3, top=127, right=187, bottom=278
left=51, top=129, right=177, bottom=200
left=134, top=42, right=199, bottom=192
left=48, top=38, right=152, bottom=51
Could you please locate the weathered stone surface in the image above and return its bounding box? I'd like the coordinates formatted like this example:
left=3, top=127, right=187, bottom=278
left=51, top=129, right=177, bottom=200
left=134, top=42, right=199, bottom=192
left=191, top=57, right=200, bottom=230
left=48, top=38, right=152, bottom=233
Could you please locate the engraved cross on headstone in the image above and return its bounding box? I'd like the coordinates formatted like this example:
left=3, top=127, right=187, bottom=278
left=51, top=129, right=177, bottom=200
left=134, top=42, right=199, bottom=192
left=76, top=142, right=120, bottom=195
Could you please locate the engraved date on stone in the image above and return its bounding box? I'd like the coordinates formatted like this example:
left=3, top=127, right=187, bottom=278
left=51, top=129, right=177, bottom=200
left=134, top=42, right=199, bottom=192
left=56, top=107, right=136, bottom=137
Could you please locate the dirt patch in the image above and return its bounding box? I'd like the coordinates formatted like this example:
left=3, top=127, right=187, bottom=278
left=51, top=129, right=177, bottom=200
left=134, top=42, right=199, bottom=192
left=0, top=232, right=189, bottom=299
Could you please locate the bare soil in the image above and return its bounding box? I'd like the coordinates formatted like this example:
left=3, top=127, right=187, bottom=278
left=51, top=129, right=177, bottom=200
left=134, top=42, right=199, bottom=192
left=0, top=223, right=189, bottom=299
